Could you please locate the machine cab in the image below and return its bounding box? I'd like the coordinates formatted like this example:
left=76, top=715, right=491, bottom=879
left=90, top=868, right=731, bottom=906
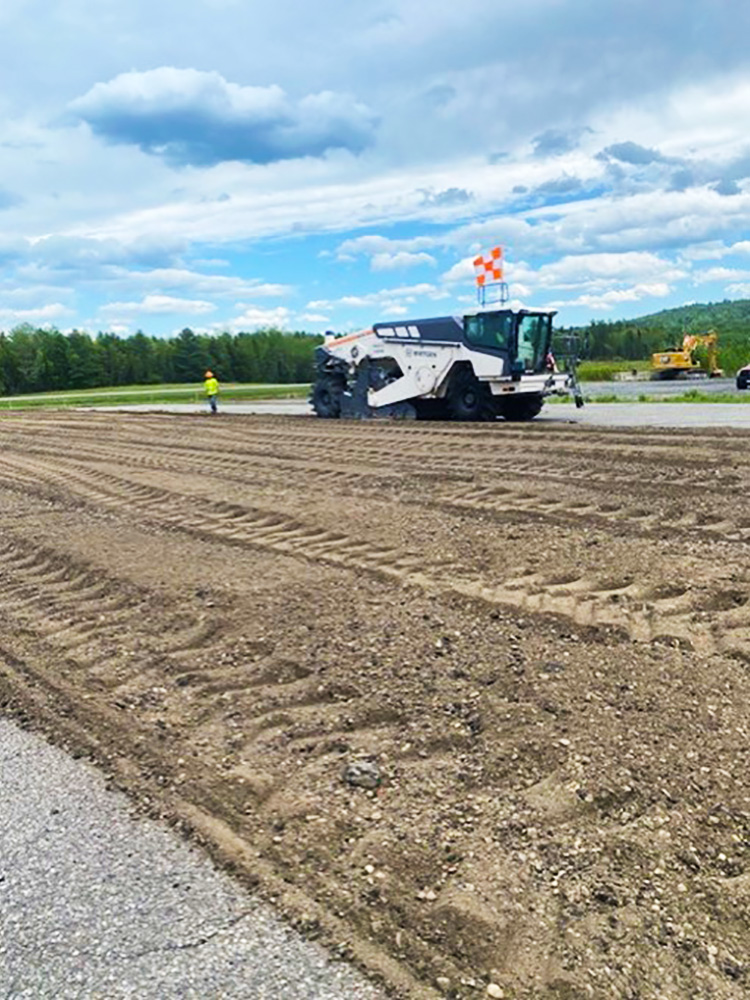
left=463, top=309, right=555, bottom=374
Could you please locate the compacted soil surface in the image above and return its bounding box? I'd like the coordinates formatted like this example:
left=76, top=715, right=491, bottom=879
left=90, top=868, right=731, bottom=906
left=2, top=410, right=750, bottom=999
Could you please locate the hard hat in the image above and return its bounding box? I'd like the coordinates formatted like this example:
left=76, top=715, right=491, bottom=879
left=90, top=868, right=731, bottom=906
left=204, top=370, right=213, bottom=377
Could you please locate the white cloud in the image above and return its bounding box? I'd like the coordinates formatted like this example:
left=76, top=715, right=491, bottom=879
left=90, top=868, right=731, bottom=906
left=678, top=242, right=734, bottom=262
left=99, top=295, right=216, bottom=317
left=511, top=252, right=687, bottom=290
left=337, top=234, right=438, bottom=259
left=216, top=305, right=293, bottom=331
left=108, top=267, right=289, bottom=299
left=298, top=312, right=330, bottom=323
left=308, top=282, right=450, bottom=312
left=371, top=251, right=436, bottom=271
left=546, top=283, right=671, bottom=310
left=441, top=257, right=475, bottom=284
left=694, top=266, right=750, bottom=284
left=0, top=302, right=74, bottom=325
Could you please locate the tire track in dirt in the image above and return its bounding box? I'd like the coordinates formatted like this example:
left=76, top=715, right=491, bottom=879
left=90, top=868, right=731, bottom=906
left=3, top=432, right=745, bottom=561
left=0, top=531, right=365, bottom=784
left=5, top=418, right=748, bottom=515
left=0, top=534, right=221, bottom=686
left=433, top=481, right=750, bottom=543
left=3, top=449, right=749, bottom=657
left=0, top=452, right=464, bottom=581
left=5, top=415, right=745, bottom=518
left=8, top=413, right=749, bottom=470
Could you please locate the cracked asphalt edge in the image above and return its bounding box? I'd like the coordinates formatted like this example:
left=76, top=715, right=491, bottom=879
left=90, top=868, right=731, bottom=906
left=0, top=715, right=386, bottom=1000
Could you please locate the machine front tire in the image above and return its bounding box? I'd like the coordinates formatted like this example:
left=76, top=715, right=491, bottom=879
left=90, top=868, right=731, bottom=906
left=497, top=394, right=544, bottom=421
left=311, top=375, right=345, bottom=418
left=446, top=370, right=496, bottom=421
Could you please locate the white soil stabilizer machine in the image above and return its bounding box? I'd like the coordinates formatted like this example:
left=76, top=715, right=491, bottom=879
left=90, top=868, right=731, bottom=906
left=311, top=307, right=583, bottom=421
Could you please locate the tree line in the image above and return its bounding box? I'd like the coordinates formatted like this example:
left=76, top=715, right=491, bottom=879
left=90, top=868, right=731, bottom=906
left=555, top=298, right=750, bottom=373
left=0, top=326, right=323, bottom=395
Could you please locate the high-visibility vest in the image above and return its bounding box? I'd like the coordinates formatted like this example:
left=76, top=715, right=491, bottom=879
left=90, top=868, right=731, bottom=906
left=204, top=377, right=219, bottom=396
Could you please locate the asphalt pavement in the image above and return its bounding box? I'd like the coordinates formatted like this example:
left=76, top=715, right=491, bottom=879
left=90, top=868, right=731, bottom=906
left=0, top=718, right=384, bottom=1000
left=582, top=375, right=741, bottom=397
left=87, top=396, right=750, bottom=429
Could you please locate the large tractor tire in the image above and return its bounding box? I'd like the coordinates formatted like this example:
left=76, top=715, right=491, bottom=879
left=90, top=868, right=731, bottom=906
left=446, top=369, right=496, bottom=422
left=497, top=394, right=544, bottom=421
left=311, top=374, right=345, bottom=418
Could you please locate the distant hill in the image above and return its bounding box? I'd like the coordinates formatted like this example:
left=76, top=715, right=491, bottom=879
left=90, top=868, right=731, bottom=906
left=556, top=298, right=750, bottom=370
left=624, top=298, right=750, bottom=334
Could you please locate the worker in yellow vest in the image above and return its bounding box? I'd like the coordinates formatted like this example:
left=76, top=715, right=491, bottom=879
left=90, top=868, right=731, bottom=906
left=204, top=370, right=219, bottom=414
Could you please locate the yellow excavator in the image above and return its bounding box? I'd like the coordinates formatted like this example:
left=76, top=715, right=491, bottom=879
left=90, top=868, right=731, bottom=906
left=651, top=330, right=723, bottom=380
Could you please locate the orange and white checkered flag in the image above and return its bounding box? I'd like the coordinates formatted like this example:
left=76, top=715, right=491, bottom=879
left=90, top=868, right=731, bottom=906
left=473, top=246, right=503, bottom=286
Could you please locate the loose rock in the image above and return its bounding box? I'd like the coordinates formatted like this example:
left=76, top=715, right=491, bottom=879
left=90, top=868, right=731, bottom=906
left=342, top=759, right=381, bottom=789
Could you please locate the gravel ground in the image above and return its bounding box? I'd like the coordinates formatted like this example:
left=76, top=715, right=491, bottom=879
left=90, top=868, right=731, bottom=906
left=0, top=718, right=385, bottom=1000
left=3, top=411, right=750, bottom=997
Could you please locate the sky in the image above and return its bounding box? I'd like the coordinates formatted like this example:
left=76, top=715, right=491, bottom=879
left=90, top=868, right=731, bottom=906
left=1, top=0, right=750, bottom=337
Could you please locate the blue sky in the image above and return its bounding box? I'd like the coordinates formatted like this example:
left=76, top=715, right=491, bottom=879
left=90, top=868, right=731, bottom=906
left=1, top=0, right=750, bottom=336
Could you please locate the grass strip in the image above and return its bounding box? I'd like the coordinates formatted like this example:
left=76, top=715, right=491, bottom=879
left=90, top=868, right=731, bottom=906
left=0, top=384, right=311, bottom=410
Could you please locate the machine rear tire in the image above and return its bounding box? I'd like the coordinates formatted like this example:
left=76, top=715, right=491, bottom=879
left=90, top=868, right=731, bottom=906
left=311, top=375, right=345, bottom=418
left=446, top=370, right=496, bottom=422
left=497, top=394, right=544, bottom=421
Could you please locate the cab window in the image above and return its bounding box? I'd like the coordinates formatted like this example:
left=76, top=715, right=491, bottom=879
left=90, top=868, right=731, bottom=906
left=517, top=313, right=551, bottom=371
left=464, top=311, right=513, bottom=351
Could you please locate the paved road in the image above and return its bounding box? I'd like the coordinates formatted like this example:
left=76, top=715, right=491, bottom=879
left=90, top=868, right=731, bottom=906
left=87, top=398, right=750, bottom=429
left=1, top=375, right=743, bottom=410
left=1, top=377, right=742, bottom=406
left=0, top=718, right=384, bottom=1000
left=567, top=401, right=750, bottom=428
left=583, top=376, right=742, bottom=397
